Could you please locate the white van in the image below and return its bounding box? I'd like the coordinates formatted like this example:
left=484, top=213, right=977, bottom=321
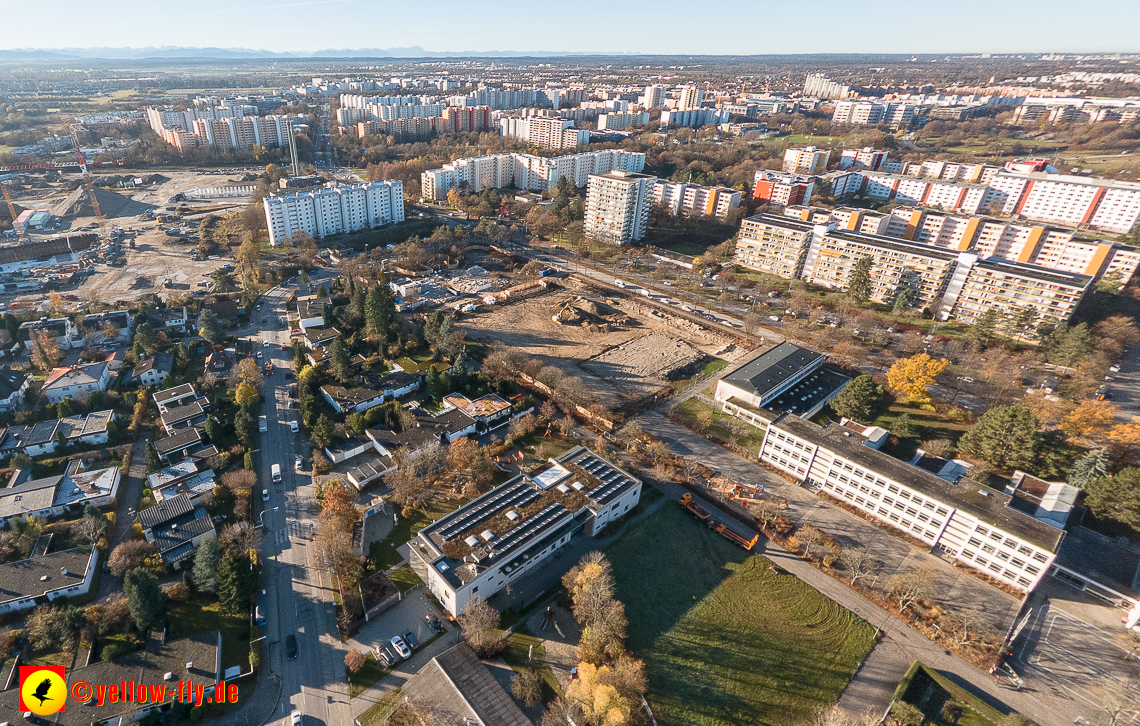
left=259, top=416, right=267, bottom=433
left=290, top=421, right=299, bottom=433
left=271, top=464, right=282, bottom=484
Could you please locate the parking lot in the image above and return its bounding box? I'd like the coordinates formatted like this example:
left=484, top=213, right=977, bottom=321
left=352, top=587, right=450, bottom=666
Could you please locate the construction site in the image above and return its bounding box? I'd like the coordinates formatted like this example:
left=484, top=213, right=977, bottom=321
left=0, top=168, right=251, bottom=304
left=459, top=278, right=747, bottom=411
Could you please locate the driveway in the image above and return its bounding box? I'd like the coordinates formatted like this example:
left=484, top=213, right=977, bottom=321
left=95, top=437, right=149, bottom=601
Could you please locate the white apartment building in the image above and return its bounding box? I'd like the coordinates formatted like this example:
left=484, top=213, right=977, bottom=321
left=832, top=101, right=916, bottom=128
left=263, top=180, right=404, bottom=247
left=652, top=180, right=741, bottom=218
left=676, top=85, right=706, bottom=111
left=597, top=112, right=649, bottom=131
left=420, top=150, right=646, bottom=201
left=803, top=74, right=851, bottom=100
left=642, top=84, right=667, bottom=109
left=839, top=147, right=889, bottom=171
left=783, top=146, right=831, bottom=174
left=744, top=412, right=1064, bottom=593
left=584, top=171, right=656, bottom=245
left=498, top=116, right=588, bottom=150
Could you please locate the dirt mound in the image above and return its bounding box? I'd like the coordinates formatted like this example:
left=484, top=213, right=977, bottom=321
left=552, top=296, right=629, bottom=332
left=51, top=185, right=155, bottom=219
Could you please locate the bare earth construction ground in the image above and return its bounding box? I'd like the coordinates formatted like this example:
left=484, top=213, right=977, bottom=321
left=460, top=282, right=745, bottom=409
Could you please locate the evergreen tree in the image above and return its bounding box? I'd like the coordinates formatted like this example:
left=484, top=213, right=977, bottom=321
left=1046, top=323, right=1092, bottom=368
left=1085, top=468, right=1140, bottom=529
left=965, top=307, right=999, bottom=349
left=427, top=365, right=444, bottom=398
left=204, top=415, right=223, bottom=442
left=329, top=339, right=354, bottom=385
left=437, top=316, right=454, bottom=356
left=348, top=285, right=366, bottom=326
left=1008, top=305, right=1037, bottom=343
left=145, top=442, right=161, bottom=473
left=322, top=303, right=337, bottom=329
left=890, top=413, right=912, bottom=438
left=192, top=538, right=221, bottom=593
left=123, top=567, right=166, bottom=630
left=958, top=405, right=1040, bottom=471
left=892, top=288, right=910, bottom=314
left=450, top=351, right=470, bottom=393
left=312, top=414, right=337, bottom=448
left=846, top=256, right=874, bottom=303
left=234, top=408, right=255, bottom=448
left=423, top=311, right=444, bottom=349
left=316, top=284, right=327, bottom=297
left=365, top=284, right=385, bottom=339
left=197, top=308, right=225, bottom=345
left=830, top=374, right=886, bottom=423
left=215, top=551, right=256, bottom=614
left=1069, top=450, right=1110, bottom=489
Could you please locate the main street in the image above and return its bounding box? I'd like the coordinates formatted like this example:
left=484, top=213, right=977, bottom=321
left=240, top=267, right=354, bottom=726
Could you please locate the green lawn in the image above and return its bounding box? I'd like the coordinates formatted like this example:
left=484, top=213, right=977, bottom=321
left=609, top=503, right=877, bottom=726
left=871, top=404, right=973, bottom=461
left=388, top=565, right=423, bottom=594
left=369, top=496, right=469, bottom=569
left=501, top=627, right=561, bottom=703
left=674, top=397, right=766, bottom=456
left=166, top=596, right=252, bottom=674
left=357, top=687, right=402, bottom=726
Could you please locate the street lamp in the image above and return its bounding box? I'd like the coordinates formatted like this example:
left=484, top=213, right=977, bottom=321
left=258, top=506, right=278, bottom=528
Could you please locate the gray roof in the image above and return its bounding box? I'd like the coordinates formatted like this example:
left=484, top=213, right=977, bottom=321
left=152, top=510, right=215, bottom=555
left=0, top=475, right=62, bottom=518
left=137, top=492, right=195, bottom=529
left=161, top=401, right=206, bottom=427
left=26, top=419, right=61, bottom=446
left=0, top=548, right=94, bottom=604
left=0, top=366, right=28, bottom=399
left=135, top=351, right=174, bottom=376
left=721, top=342, right=826, bottom=400
left=772, top=415, right=1065, bottom=552
left=155, top=426, right=203, bottom=455
left=154, top=383, right=198, bottom=405
left=403, top=644, right=531, bottom=726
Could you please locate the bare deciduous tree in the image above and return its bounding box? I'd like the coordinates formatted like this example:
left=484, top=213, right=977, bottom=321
left=458, top=596, right=500, bottom=656
left=839, top=546, right=880, bottom=588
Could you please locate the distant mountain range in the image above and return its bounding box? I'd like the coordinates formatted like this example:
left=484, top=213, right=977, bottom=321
left=0, top=46, right=634, bottom=61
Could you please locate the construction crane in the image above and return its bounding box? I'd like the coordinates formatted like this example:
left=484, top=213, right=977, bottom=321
left=1, top=182, right=25, bottom=241
left=70, top=127, right=109, bottom=245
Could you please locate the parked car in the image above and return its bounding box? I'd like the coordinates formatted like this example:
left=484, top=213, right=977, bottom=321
left=390, top=635, right=411, bottom=659
left=262, top=489, right=269, bottom=502
left=285, top=634, right=298, bottom=660
left=424, top=615, right=444, bottom=634
left=403, top=630, right=419, bottom=649
left=296, top=455, right=303, bottom=470
left=291, top=711, right=302, bottom=726
left=375, top=647, right=395, bottom=667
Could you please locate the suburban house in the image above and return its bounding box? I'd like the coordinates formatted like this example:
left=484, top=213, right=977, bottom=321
left=147, top=460, right=217, bottom=506
left=104, top=349, right=128, bottom=372
left=154, top=383, right=205, bottom=413
left=160, top=400, right=208, bottom=435
left=0, top=366, right=31, bottom=412
left=296, top=295, right=330, bottom=331
left=303, top=327, right=340, bottom=350
left=411, top=446, right=642, bottom=617
left=0, top=631, right=220, bottom=725
left=155, top=426, right=207, bottom=464
left=319, top=371, right=421, bottom=414
left=147, top=306, right=190, bottom=335
left=401, top=644, right=531, bottom=726
left=0, top=409, right=115, bottom=457
left=79, top=309, right=133, bottom=344
left=133, top=351, right=175, bottom=387
left=0, top=460, right=121, bottom=526
left=41, top=362, right=111, bottom=403
left=204, top=349, right=237, bottom=379
left=441, top=393, right=514, bottom=431
left=136, top=493, right=217, bottom=568
left=205, top=299, right=243, bottom=327
left=18, top=317, right=78, bottom=350
left=0, top=547, right=99, bottom=614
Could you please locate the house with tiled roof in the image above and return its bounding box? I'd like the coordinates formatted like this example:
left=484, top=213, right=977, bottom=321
left=0, top=547, right=99, bottom=615
left=155, top=426, right=206, bottom=464
left=41, top=361, right=111, bottom=403
left=0, top=366, right=30, bottom=413
left=146, top=306, right=189, bottom=334
left=0, top=460, right=120, bottom=526
left=0, top=409, right=115, bottom=457
left=147, top=460, right=216, bottom=506
left=205, top=299, right=242, bottom=327
left=79, top=309, right=133, bottom=344
left=402, top=644, right=531, bottom=726
left=18, top=317, right=77, bottom=350
left=133, top=351, right=174, bottom=387
left=204, top=348, right=237, bottom=379
left=137, top=493, right=216, bottom=568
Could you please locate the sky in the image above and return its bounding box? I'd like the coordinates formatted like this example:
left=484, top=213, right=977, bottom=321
left=0, top=0, right=1138, bottom=55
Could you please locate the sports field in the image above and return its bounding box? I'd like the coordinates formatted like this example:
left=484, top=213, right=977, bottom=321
left=609, top=502, right=877, bottom=726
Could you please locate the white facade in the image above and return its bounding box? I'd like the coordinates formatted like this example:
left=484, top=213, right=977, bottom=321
left=585, top=171, right=656, bottom=245
left=264, top=180, right=404, bottom=247
left=783, top=146, right=831, bottom=174
left=420, top=150, right=646, bottom=201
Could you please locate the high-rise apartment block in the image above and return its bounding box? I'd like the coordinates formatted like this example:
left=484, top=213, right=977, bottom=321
left=676, top=85, right=705, bottom=111
left=642, top=84, right=667, bottom=109
left=831, top=101, right=916, bottom=128
left=732, top=214, right=1095, bottom=332
left=783, top=146, right=831, bottom=174
left=584, top=171, right=657, bottom=245
left=802, top=74, right=851, bottom=100
left=753, top=171, right=816, bottom=207
left=263, top=181, right=404, bottom=247
left=498, top=116, right=589, bottom=150
left=597, top=112, right=650, bottom=131
left=658, top=108, right=726, bottom=128
left=147, top=106, right=299, bottom=152
left=651, top=181, right=741, bottom=218
left=838, top=147, right=889, bottom=171
left=420, top=150, right=646, bottom=201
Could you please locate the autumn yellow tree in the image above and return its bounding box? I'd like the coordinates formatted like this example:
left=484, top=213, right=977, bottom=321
left=31, top=329, right=62, bottom=371
left=887, top=353, right=948, bottom=404
left=1022, top=390, right=1072, bottom=428
left=47, top=291, right=65, bottom=314
left=234, top=382, right=260, bottom=406
left=1059, top=400, right=1120, bottom=440
left=232, top=357, right=264, bottom=390
left=565, top=662, right=632, bottom=726
left=1106, top=417, right=1140, bottom=464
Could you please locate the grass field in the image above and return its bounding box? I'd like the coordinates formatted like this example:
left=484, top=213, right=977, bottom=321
left=674, top=397, right=766, bottom=455
left=369, top=496, right=469, bottom=569
left=609, top=503, right=877, bottom=726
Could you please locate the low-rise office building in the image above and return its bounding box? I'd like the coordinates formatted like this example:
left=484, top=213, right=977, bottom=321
left=411, top=446, right=642, bottom=617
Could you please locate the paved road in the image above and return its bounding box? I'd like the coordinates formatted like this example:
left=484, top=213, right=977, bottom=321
left=95, top=437, right=149, bottom=601
left=1104, top=344, right=1140, bottom=421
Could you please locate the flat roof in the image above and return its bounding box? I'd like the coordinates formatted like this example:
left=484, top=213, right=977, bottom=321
left=772, top=415, right=1065, bottom=552
left=974, top=256, right=1093, bottom=287
left=721, top=342, right=826, bottom=401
